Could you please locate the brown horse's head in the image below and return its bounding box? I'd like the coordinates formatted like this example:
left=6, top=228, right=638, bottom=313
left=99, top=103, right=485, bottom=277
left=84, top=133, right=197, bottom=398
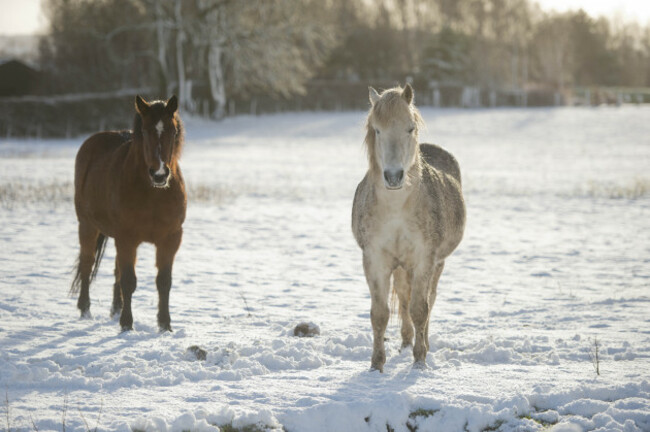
left=134, top=95, right=182, bottom=188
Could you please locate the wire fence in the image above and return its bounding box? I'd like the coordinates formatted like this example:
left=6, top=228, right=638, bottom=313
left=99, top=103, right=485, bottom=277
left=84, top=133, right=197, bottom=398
left=1, top=82, right=648, bottom=138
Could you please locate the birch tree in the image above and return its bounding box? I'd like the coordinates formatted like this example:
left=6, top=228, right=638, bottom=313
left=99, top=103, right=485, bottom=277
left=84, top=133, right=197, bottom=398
left=184, top=0, right=337, bottom=118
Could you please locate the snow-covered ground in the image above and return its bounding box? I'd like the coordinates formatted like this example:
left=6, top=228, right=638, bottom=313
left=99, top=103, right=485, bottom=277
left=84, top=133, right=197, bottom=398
left=1, top=107, right=649, bottom=432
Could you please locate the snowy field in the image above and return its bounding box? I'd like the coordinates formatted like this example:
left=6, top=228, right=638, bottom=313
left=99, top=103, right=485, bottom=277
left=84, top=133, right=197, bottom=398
left=1, top=107, right=649, bottom=432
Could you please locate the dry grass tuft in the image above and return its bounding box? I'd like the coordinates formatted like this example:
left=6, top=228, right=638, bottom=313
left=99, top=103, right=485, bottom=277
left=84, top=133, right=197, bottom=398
left=0, top=181, right=245, bottom=208
left=0, top=181, right=74, bottom=209
left=581, top=178, right=650, bottom=199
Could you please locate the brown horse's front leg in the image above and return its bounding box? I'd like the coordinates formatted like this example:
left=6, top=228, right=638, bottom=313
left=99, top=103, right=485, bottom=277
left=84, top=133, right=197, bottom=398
left=116, top=239, right=137, bottom=331
left=110, top=257, right=122, bottom=318
left=155, top=229, right=182, bottom=332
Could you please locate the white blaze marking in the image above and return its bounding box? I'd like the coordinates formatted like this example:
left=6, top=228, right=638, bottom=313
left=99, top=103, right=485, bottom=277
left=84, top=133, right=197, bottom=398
left=155, top=147, right=165, bottom=176
left=154, top=121, right=165, bottom=178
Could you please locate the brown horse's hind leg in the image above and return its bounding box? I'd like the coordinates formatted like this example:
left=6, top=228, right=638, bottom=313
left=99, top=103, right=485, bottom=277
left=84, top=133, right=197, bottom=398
left=110, top=257, right=122, bottom=318
left=76, top=222, right=99, bottom=318
left=155, top=229, right=182, bottom=332
left=393, top=267, right=414, bottom=351
left=115, top=238, right=137, bottom=331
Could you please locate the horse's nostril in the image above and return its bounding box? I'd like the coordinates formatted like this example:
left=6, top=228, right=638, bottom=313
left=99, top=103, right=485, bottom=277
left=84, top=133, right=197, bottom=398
left=149, top=166, right=170, bottom=184
left=384, top=169, right=404, bottom=186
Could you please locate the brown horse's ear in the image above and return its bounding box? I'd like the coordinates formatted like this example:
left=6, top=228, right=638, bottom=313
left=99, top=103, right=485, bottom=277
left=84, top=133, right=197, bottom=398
left=166, top=95, right=178, bottom=114
left=369, top=87, right=381, bottom=106
left=135, top=95, right=150, bottom=116
left=402, top=83, right=414, bottom=105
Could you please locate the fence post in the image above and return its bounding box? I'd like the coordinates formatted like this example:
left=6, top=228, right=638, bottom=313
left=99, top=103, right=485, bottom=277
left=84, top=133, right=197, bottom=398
left=433, top=89, right=440, bottom=107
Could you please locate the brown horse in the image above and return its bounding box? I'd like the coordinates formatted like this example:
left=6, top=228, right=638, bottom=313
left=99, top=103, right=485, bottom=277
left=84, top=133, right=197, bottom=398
left=71, top=95, right=186, bottom=332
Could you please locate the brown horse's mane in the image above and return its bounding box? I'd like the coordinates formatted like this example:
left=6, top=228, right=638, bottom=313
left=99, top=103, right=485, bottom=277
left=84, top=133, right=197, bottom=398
left=132, top=101, right=185, bottom=160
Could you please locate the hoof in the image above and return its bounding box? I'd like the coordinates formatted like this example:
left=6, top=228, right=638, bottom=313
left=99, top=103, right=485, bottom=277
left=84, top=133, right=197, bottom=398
left=158, top=324, right=173, bottom=333
left=110, top=306, right=122, bottom=319
left=370, top=361, right=384, bottom=373
left=120, top=325, right=133, bottom=333
left=80, top=310, right=92, bottom=319
left=399, top=343, right=412, bottom=354
left=412, top=360, right=428, bottom=371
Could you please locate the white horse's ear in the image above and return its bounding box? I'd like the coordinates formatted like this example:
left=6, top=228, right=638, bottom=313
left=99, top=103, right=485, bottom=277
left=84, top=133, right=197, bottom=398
left=402, top=83, right=414, bottom=105
left=369, top=87, right=381, bottom=106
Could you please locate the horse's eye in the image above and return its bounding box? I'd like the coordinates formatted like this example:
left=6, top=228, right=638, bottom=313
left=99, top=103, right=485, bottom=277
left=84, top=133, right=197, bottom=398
left=374, top=128, right=380, bottom=135
left=408, top=127, right=415, bottom=134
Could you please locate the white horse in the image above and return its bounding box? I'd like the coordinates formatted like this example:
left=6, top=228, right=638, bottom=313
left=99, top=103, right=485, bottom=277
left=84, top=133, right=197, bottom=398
left=352, top=84, right=466, bottom=371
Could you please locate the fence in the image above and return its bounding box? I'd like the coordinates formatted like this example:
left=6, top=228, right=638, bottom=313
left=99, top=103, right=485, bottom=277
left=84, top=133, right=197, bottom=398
left=1, top=82, right=648, bottom=138
left=0, top=88, right=152, bottom=138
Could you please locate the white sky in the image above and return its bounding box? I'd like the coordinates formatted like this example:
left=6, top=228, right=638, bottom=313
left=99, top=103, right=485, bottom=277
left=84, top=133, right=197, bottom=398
left=0, top=0, right=44, bottom=35
left=0, top=0, right=649, bottom=35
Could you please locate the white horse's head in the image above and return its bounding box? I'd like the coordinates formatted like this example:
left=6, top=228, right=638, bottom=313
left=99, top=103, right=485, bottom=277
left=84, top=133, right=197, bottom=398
left=365, top=84, right=422, bottom=190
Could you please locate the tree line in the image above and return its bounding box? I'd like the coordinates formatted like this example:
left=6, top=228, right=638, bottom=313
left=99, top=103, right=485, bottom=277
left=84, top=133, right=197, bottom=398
left=33, top=0, right=650, bottom=116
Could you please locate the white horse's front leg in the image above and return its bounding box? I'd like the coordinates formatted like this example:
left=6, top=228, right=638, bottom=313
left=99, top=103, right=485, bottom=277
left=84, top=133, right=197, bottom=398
left=363, top=251, right=392, bottom=372
left=393, top=266, right=414, bottom=350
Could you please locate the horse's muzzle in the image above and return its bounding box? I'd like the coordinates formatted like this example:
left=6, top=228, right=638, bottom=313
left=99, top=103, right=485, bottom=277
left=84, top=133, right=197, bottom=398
left=383, top=169, right=404, bottom=190
left=149, top=166, right=170, bottom=188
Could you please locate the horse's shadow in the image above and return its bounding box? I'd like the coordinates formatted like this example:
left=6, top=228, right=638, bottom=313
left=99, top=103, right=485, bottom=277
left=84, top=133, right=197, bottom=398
left=4, top=315, right=169, bottom=377
left=282, top=354, right=441, bottom=430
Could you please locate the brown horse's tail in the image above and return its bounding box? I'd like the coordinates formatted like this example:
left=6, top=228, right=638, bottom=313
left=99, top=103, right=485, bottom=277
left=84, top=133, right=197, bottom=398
left=70, top=234, right=108, bottom=295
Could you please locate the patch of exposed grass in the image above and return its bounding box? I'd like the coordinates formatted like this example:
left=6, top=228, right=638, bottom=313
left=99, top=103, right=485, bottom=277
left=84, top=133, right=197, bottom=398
left=519, top=413, right=558, bottom=428
left=481, top=419, right=506, bottom=431
left=408, top=408, right=439, bottom=419
left=217, top=423, right=269, bottom=432
left=406, top=408, right=440, bottom=432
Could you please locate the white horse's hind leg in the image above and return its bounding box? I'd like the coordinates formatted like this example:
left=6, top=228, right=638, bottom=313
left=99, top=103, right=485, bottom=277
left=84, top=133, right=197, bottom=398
left=393, top=266, right=414, bottom=350
left=424, top=261, right=444, bottom=352
left=363, top=252, right=391, bottom=372
left=410, top=260, right=442, bottom=366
